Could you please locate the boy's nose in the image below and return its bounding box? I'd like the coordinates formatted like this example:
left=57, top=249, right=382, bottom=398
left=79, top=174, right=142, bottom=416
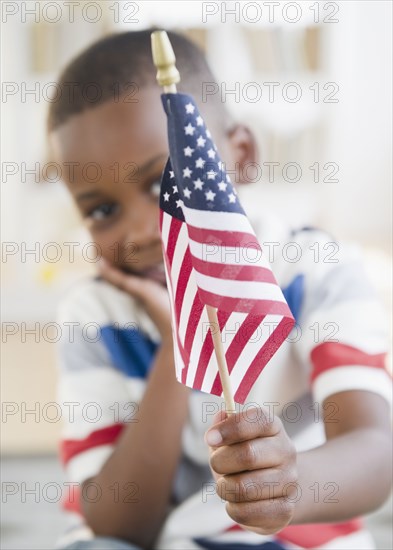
left=125, top=203, right=161, bottom=250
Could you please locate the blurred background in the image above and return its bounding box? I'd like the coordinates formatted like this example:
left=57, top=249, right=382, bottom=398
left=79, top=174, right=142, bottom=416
left=1, top=0, right=392, bottom=548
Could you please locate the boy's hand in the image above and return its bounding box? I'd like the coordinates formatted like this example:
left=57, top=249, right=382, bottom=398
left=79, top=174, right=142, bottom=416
left=98, top=258, right=173, bottom=344
left=205, top=407, right=298, bottom=535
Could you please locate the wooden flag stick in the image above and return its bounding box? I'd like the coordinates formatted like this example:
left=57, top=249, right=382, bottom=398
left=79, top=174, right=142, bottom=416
left=151, top=30, right=236, bottom=415
left=206, top=305, right=236, bottom=415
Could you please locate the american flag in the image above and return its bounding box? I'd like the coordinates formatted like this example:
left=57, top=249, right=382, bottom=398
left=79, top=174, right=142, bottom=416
left=159, top=93, right=295, bottom=404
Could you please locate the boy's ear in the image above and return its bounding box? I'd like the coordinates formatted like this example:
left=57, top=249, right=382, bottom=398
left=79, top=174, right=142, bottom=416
left=226, top=124, right=258, bottom=185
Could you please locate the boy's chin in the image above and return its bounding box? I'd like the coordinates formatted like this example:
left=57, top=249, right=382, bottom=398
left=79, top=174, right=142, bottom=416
left=121, top=264, right=167, bottom=287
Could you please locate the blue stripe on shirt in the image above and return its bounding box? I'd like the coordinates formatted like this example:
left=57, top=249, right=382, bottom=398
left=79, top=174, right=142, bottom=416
left=282, top=274, right=304, bottom=322
left=101, top=325, right=158, bottom=378
left=193, top=538, right=288, bottom=550
left=100, top=275, right=304, bottom=379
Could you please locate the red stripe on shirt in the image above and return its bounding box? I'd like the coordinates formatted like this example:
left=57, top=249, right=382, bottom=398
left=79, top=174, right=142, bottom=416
left=62, top=485, right=82, bottom=516
left=60, top=423, right=125, bottom=465
left=225, top=519, right=363, bottom=548
left=311, top=342, right=387, bottom=382
left=277, top=519, right=363, bottom=548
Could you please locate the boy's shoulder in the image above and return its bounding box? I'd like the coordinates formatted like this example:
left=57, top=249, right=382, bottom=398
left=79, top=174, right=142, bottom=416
left=57, top=276, right=132, bottom=323
left=57, top=275, right=160, bottom=341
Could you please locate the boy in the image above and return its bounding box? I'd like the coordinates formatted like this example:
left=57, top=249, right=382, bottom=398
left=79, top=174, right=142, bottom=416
left=49, top=31, right=392, bottom=549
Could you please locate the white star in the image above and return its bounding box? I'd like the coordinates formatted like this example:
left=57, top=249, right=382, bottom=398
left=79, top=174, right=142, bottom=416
left=183, top=187, right=192, bottom=199
left=169, top=171, right=175, bottom=179
left=195, top=157, right=205, bottom=169
left=217, top=161, right=223, bottom=170
left=163, top=192, right=170, bottom=201
left=172, top=185, right=178, bottom=194
left=193, top=178, right=204, bottom=190
left=183, top=167, right=192, bottom=178
left=226, top=174, right=231, bottom=182
left=207, top=148, right=216, bottom=159
left=184, top=146, right=194, bottom=157
left=218, top=181, right=227, bottom=191
left=185, top=102, right=195, bottom=114
left=176, top=199, right=184, bottom=208
left=196, top=136, right=206, bottom=147
left=206, top=129, right=211, bottom=138
left=196, top=115, right=203, bottom=126
left=184, top=123, right=195, bottom=136
left=207, top=170, right=217, bottom=180
left=228, top=193, right=236, bottom=203
left=205, top=190, right=216, bottom=201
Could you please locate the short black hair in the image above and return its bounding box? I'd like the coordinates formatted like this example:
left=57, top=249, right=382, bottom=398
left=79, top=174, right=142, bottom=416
left=48, top=29, right=231, bottom=133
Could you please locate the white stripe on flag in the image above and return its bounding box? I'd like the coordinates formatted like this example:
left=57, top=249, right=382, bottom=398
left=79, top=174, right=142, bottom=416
left=199, top=311, right=249, bottom=395
left=161, top=211, right=172, bottom=253
left=183, top=205, right=255, bottom=234
left=229, top=314, right=285, bottom=394
left=169, top=223, right=189, bottom=298
left=189, top=239, right=271, bottom=269
left=178, top=270, right=198, bottom=343
left=185, top=306, right=210, bottom=388
left=194, top=272, right=287, bottom=302
left=162, top=243, right=184, bottom=381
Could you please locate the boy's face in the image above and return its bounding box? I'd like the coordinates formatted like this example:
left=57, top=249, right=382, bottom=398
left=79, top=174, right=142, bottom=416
left=50, top=87, right=244, bottom=285
left=51, top=87, right=175, bottom=284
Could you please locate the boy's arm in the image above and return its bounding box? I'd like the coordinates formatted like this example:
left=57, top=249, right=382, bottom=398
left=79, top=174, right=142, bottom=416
left=294, top=389, right=392, bottom=523
left=205, top=391, right=391, bottom=534
left=80, top=262, right=190, bottom=548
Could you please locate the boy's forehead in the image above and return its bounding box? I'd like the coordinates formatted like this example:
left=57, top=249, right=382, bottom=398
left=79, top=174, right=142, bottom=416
left=50, top=86, right=168, bottom=169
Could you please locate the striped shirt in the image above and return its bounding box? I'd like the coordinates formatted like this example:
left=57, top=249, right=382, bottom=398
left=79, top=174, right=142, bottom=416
left=55, top=215, right=391, bottom=549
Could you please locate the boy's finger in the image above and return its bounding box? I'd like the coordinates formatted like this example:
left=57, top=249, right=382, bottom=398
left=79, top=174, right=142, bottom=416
left=98, top=259, right=145, bottom=297
left=210, top=436, right=285, bottom=474
left=226, top=497, right=294, bottom=533
left=205, top=407, right=281, bottom=447
left=216, top=468, right=298, bottom=503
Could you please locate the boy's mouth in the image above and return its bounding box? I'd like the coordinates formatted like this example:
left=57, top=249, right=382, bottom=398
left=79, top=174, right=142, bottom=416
left=141, top=263, right=167, bottom=286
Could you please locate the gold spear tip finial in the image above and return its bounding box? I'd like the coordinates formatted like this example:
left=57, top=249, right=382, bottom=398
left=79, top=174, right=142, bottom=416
left=151, top=30, right=180, bottom=88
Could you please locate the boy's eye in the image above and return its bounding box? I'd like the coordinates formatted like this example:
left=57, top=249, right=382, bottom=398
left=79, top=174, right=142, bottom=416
left=88, top=202, right=118, bottom=221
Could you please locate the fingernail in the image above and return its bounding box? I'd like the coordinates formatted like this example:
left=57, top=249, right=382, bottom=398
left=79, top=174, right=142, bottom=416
left=205, top=429, right=222, bottom=446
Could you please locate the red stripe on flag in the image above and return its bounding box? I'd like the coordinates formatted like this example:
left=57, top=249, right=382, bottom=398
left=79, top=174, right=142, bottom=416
left=162, top=245, right=190, bottom=369
left=187, top=224, right=260, bottom=249
left=210, top=314, right=264, bottom=396
left=190, top=254, right=276, bottom=283
left=198, top=288, right=292, bottom=317
left=174, top=247, right=193, bottom=322
left=60, top=424, right=125, bottom=464
left=181, top=294, right=204, bottom=384
left=193, top=310, right=231, bottom=390
left=166, top=217, right=183, bottom=267
left=311, top=342, right=387, bottom=382
left=234, top=317, right=294, bottom=403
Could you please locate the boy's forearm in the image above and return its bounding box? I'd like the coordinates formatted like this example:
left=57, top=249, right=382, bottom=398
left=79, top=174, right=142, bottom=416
left=292, top=427, right=392, bottom=524
left=81, top=342, right=190, bottom=548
